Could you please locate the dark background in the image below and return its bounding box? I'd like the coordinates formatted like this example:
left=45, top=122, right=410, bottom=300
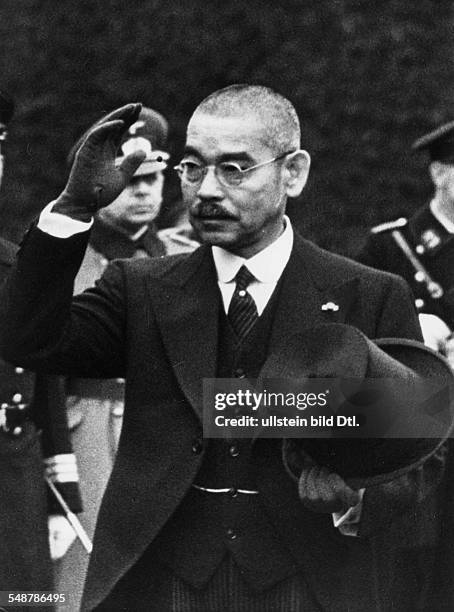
left=0, top=0, right=452, bottom=255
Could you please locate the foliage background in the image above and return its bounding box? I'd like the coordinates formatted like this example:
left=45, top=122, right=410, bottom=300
left=0, top=0, right=452, bottom=255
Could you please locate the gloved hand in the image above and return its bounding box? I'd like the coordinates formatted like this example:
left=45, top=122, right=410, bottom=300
left=52, top=103, right=146, bottom=221
left=48, top=514, right=77, bottom=561
left=297, top=451, right=361, bottom=514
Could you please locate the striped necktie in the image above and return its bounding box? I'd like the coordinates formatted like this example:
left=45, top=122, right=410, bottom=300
left=227, top=265, right=259, bottom=340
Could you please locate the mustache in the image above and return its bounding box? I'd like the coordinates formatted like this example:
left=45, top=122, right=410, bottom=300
left=191, top=202, right=235, bottom=219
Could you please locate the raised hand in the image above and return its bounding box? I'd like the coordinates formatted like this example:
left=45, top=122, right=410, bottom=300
left=53, top=103, right=146, bottom=221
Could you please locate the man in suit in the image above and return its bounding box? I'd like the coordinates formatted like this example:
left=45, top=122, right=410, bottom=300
left=0, top=85, right=447, bottom=611
left=0, top=89, right=82, bottom=596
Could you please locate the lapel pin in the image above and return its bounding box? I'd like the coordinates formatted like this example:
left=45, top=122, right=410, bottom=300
left=321, top=301, right=339, bottom=312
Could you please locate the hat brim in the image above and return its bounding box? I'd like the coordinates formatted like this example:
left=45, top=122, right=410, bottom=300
left=270, top=325, right=454, bottom=488
left=133, top=159, right=168, bottom=176
left=115, top=151, right=169, bottom=177
left=305, top=336, right=454, bottom=487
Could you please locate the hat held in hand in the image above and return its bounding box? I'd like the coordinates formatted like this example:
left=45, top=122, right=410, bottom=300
left=261, top=323, right=454, bottom=487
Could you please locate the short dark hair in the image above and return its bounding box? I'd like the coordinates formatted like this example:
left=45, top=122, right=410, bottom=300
left=192, top=84, right=301, bottom=153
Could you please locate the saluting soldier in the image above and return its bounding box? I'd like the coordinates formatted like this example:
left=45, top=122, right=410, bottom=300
left=357, top=121, right=454, bottom=355
left=57, top=106, right=198, bottom=610
left=0, top=91, right=82, bottom=596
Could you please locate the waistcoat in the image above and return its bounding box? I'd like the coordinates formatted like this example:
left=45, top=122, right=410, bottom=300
left=151, top=282, right=298, bottom=590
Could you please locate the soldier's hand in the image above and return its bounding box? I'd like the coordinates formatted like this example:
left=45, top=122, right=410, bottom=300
left=53, top=103, right=146, bottom=221
left=48, top=514, right=77, bottom=560
left=297, top=451, right=361, bottom=514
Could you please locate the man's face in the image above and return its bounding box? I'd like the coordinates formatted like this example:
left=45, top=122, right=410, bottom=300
left=98, top=171, right=164, bottom=233
left=182, top=113, right=290, bottom=258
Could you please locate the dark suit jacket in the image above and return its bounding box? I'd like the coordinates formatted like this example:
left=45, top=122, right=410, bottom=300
left=0, top=226, right=445, bottom=611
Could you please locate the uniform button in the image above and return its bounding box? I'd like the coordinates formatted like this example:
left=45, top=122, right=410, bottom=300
left=229, top=445, right=240, bottom=457
left=12, top=393, right=22, bottom=404
left=416, top=244, right=425, bottom=255
left=111, top=405, right=124, bottom=417
left=238, top=290, right=246, bottom=297
left=414, top=271, right=425, bottom=283
left=415, top=298, right=425, bottom=309
left=234, top=368, right=246, bottom=379
left=229, top=487, right=238, bottom=498
left=226, top=528, right=237, bottom=541
left=12, top=426, right=22, bottom=436
left=15, top=367, right=24, bottom=375
left=191, top=438, right=203, bottom=454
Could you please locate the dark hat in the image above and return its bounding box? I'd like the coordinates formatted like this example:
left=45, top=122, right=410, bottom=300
left=0, top=90, right=14, bottom=140
left=262, top=324, right=454, bottom=488
left=412, top=120, right=454, bottom=163
left=67, top=106, right=169, bottom=176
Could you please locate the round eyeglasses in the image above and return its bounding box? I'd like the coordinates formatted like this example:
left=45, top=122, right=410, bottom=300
left=173, top=150, right=296, bottom=187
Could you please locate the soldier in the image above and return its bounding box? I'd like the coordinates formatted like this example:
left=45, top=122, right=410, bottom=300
left=357, top=119, right=454, bottom=610
left=0, top=91, right=82, bottom=596
left=57, top=106, right=198, bottom=610
left=357, top=120, right=454, bottom=356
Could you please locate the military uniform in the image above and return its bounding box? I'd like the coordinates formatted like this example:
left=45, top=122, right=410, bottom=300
left=357, top=206, right=454, bottom=327
left=357, top=119, right=454, bottom=610
left=0, top=90, right=81, bottom=600
left=0, top=236, right=82, bottom=594
left=358, top=119, right=454, bottom=329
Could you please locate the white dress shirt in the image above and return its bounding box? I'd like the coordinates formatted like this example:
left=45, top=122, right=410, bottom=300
left=212, top=216, right=293, bottom=315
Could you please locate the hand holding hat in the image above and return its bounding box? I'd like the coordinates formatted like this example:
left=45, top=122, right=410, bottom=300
left=295, top=447, right=361, bottom=514
left=53, top=103, right=146, bottom=221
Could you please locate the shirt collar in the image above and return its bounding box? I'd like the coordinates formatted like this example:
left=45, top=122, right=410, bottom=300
left=212, top=215, right=294, bottom=283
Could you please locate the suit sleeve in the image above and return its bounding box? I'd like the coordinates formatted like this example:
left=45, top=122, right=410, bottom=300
left=0, top=226, right=127, bottom=379
left=374, top=274, right=423, bottom=341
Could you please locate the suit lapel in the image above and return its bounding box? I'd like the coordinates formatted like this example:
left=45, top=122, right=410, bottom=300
left=268, top=234, right=359, bottom=359
left=255, top=235, right=362, bottom=437
left=150, top=236, right=361, bottom=422
left=150, top=246, right=220, bottom=421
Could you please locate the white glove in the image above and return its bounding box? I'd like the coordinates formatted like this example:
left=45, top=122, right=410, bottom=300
left=419, top=313, right=454, bottom=368
left=48, top=514, right=77, bottom=561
